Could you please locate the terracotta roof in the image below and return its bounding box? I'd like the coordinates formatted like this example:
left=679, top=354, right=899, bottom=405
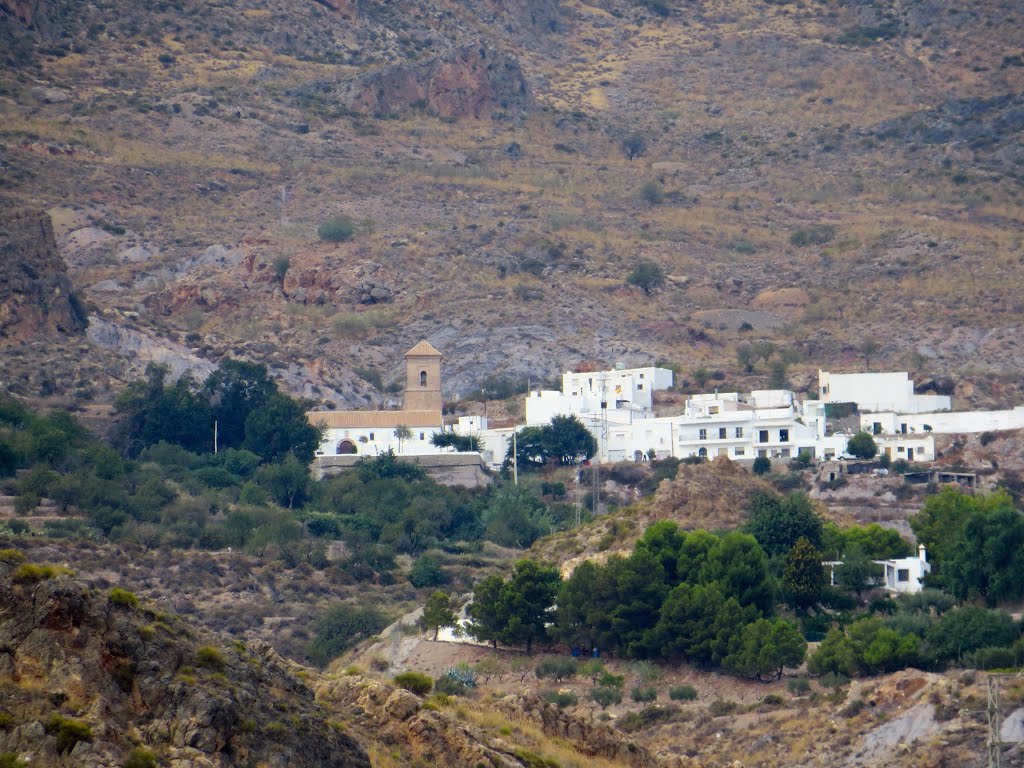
left=404, top=340, right=442, bottom=358
left=307, top=409, right=443, bottom=429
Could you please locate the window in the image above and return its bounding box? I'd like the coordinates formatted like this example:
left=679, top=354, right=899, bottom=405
left=898, top=447, right=905, bottom=453
left=709, top=406, right=719, bottom=415
left=897, top=569, right=910, bottom=582
left=758, top=449, right=768, bottom=457
left=780, top=448, right=790, bottom=458
left=637, top=384, right=643, bottom=390
left=758, top=430, right=769, bottom=443
left=779, top=428, right=789, bottom=443
left=639, top=373, right=644, bottom=379
left=734, top=448, right=745, bottom=456
left=735, top=427, right=743, bottom=438
left=719, top=427, right=727, bottom=439
left=420, top=370, right=427, bottom=387
left=698, top=447, right=707, bottom=458
left=699, top=429, right=707, bottom=440
left=419, top=432, right=425, bottom=440
left=369, top=432, right=375, bottom=440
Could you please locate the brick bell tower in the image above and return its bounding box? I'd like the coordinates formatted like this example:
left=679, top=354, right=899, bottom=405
left=403, top=340, right=443, bottom=411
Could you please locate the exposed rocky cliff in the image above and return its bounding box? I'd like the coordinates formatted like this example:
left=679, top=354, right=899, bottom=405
left=0, top=549, right=370, bottom=768
left=0, top=209, right=87, bottom=340
left=343, top=42, right=531, bottom=118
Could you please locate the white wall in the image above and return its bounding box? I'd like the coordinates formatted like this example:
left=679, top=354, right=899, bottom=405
left=318, top=426, right=446, bottom=458
left=819, top=370, right=951, bottom=413
left=862, top=407, right=1024, bottom=435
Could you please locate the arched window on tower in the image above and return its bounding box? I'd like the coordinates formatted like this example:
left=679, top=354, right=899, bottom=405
left=420, top=370, right=427, bottom=387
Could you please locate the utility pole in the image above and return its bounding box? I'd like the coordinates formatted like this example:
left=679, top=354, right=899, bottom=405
left=213, top=420, right=218, bottom=454
left=987, top=672, right=1024, bottom=768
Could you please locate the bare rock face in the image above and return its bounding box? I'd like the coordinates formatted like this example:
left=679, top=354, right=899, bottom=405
left=343, top=42, right=531, bottom=118
left=0, top=0, right=42, bottom=26
left=0, top=553, right=371, bottom=768
left=494, top=693, right=658, bottom=768
left=0, top=209, right=88, bottom=340
left=312, top=0, right=355, bottom=18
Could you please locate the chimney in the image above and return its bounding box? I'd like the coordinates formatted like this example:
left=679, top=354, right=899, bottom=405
left=918, top=543, right=927, bottom=562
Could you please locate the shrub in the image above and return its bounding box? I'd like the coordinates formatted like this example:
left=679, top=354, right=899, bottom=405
left=317, top=216, right=356, bottom=242
left=708, top=700, right=738, bottom=717
left=631, top=686, right=658, bottom=704
left=789, top=225, right=835, bottom=247
left=196, top=646, right=226, bottom=671
left=12, top=563, right=67, bottom=584
left=433, top=675, right=467, bottom=696
left=752, top=456, right=771, bottom=476
left=0, top=753, right=26, bottom=768
left=668, top=684, right=697, bottom=701
left=123, top=747, right=158, bottom=768
left=0, top=549, right=26, bottom=564
left=818, top=671, right=850, bottom=689
left=109, top=587, right=140, bottom=610
left=544, top=690, right=578, bottom=709
left=394, top=671, right=433, bottom=696
left=762, top=694, right=785, bottom=706
left=409, top=555, right=448, bottom=588
left=787, top=678, right=811, bottom=695
left=839, top=698, right=865, bottom=718
left=45, top=715, right=92, bottom=753
left=535, top=657, right=578, bottom=682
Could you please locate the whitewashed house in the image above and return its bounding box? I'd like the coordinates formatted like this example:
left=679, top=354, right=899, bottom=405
left=819, top=370, right=951, bottom=414
left=876, top=545, right=931, bottom=594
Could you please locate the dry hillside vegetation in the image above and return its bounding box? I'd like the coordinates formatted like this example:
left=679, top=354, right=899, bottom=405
left=0, top=0, right=1021, bottom=408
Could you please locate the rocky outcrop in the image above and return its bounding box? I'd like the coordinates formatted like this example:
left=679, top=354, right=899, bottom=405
left=0, top=552, right=371, bottom=768
left=0, top=209, right=88, bottom=340
left=317, top=675, right=524, bottom=767
left=343, top=42, right=531, bottom=118
left=494, top=693, right=659, bottom=768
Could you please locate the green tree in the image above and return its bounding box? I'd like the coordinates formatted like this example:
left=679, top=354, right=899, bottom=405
left=535, top=657, right=578, bottom=682
left=783, top=537, right=827, bottom=609
left=692, top=367, right=710, bottom=389
left=423, top=591, right=457, bottom=640
left=700, top=531, right=774, bottom=614
left=272, top=256, right=291, bottom=283
left=858, top=338, right=881, bottom=371
left=923, top=605, right=1017, bottom=666
left=834, top=543, right=880, bottom=595
left=432, top=432, right=481, bottom=452
left=745, top=491, right=823, bottom=558
left=942, top=500, right=1024, bottom=605
left=845, top=431, right=877, bottom=460
left=724, top=618, right=806, bottom=682
left=394, top=425, right=412, bottom=453
left=626, top=261, right=666, bottom=296
left=751, top=456, right=771, bottom=475
left=307, top=604, right=388, bottom=666
left=589, top=686, right=623, bottom=710
left=736, top=343, right=756, bottom=373
left=410, top=554, right=449, bottom=588
left=807, top=627, right=857, bottom=677
left=482, top=485, right=549, bottom=548
left=500, top=559, right=562, bottom=653
left=621, top=133, right=647, bottom=160
left=243, top=394, right=321, bottom=463
left=545, top=415, right=598, bottom=465
left=467, top=574, right=509, bottom=649
left=255, top=454, right=312, bottom=508
left=204, top=359, right=278, bottom=450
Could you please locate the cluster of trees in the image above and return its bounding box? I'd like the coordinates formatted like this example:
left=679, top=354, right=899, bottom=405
left=506, top=415, right=597, bottom=470
left=809, top=597, right=1024, bottom=676
left=910, top=487, right=1024, bottom=604
left=467, top=521, right=807, bottom=681
left=0, top=389, right=578, bottom=569
left=113, top=361, right=320, bottom=463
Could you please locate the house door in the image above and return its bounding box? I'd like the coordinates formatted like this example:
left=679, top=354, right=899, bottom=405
left=907, top=448, right=914, bottom=461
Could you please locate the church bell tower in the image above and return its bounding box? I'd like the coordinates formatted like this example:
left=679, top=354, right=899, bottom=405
left=403, top=340, right=443, bottom=411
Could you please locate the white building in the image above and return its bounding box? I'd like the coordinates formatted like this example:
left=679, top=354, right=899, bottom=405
left=861, top=406, right=1024, bottom=437
left=819, top=370, right=951, bottom=414
left=876, top=545, right=931, bottom=594
left=525, top=365, right=674, bottom=427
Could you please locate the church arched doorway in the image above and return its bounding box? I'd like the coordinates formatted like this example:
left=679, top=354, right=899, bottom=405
left=337, top=439, right=357, bottom=455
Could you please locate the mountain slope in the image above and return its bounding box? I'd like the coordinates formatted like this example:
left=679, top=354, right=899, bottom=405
left=0, top=0, right=1021, bottom=408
